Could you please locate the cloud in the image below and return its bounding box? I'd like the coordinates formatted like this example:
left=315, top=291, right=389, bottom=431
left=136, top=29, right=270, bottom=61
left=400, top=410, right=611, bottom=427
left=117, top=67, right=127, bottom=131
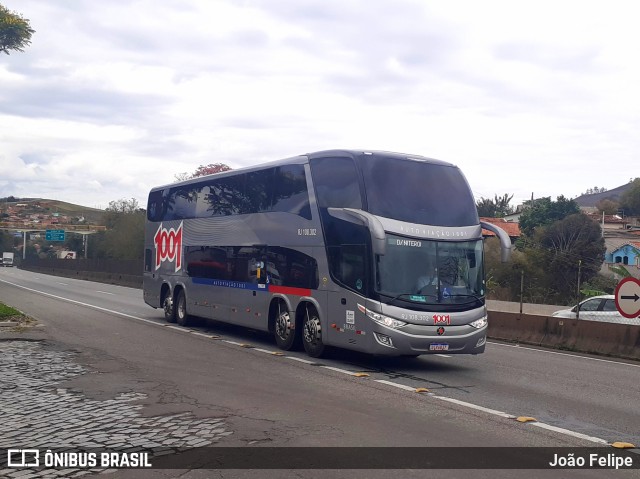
left=0, top=0, right=638, bottom=210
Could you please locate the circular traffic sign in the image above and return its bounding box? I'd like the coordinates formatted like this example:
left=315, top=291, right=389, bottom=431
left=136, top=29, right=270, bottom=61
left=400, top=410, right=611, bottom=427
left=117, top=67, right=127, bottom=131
left=614, top=277, right=640, bottom=318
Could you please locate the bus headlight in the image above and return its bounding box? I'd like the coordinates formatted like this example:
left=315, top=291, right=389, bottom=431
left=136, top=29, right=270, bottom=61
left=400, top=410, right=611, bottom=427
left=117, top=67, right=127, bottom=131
left=365, top=310, right=407, bottom=329
left=469, top=316, right=488, bottom=329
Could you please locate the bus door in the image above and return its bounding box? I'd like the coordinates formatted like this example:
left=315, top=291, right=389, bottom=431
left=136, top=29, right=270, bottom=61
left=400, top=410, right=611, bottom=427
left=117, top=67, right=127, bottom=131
left=325, top=243, right=369, bottom=350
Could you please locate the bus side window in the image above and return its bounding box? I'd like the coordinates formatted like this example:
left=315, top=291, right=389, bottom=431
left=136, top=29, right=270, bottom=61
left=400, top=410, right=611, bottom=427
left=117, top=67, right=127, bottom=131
left=272, top=165, right=312, bottom=219
left=339, top=244, right=366, bottom=293
left=309, top=157, right=362, bottom=209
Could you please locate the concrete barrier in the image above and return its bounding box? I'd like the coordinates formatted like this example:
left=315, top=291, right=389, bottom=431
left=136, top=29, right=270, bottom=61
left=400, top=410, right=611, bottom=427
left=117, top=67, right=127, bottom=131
left=20, top=265, right=142, bottom=289
left=488, top=310, right=640, bottom=361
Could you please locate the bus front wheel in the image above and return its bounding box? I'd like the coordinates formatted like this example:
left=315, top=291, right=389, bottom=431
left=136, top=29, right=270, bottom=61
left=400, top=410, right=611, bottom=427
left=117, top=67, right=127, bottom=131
left=175, top=289, right=191, bottom=327
left=302, top=306, right=325, bottom=358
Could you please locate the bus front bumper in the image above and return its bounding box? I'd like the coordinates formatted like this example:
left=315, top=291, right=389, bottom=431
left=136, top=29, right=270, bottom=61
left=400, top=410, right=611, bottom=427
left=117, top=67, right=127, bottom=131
left=369, top=324, right=487, bottom=356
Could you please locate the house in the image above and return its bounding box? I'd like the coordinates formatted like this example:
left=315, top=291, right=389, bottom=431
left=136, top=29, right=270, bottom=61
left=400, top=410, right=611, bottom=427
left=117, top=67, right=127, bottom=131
left=480, top=217, right=521, bottom=243
left=585, top=213, right=628, bottom=233
left=606, top=242, right=640, bottom=269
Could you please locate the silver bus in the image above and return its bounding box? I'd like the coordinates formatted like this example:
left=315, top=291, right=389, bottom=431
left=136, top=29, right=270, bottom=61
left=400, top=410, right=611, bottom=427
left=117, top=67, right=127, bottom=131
left=143, top=150, right=511, bottom=358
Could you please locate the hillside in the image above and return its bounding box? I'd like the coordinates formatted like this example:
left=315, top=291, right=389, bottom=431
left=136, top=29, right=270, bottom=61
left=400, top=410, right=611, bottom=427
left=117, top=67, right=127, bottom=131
left=574, top=182, right=633, bottom=208
left=1, top=198, right=105, bottom=225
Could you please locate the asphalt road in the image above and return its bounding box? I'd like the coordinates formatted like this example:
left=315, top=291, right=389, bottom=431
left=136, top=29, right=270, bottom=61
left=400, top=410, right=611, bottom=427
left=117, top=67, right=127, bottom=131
left=1, top=267, right=638, bottom=478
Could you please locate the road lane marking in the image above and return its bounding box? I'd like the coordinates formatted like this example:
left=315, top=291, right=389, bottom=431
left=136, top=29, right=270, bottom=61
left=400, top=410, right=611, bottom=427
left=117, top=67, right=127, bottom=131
left=165, top=325, right=192, bottom=333
left=375, top=380, right=417, bottom=392
left=285, top=357, right=316, bottom=365
left=253, top=348, right=284, bottom=356
left=529, top=422, right=608, bottom=445
left=57, top=282, right=68, bottom=286
left=433, top=396, right=514, bottom=419
left=321, top=366, right=365, bottom=376
left=191, top=332, right=221, bottom=339
left=488, top=341, right=640, bottom=369
left=95, top=290, right=115, bottom=295
left=0, top=278, right=160, bottom=325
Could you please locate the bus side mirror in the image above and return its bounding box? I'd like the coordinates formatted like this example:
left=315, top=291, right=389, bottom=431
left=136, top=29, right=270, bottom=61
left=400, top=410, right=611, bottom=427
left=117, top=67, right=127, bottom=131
left=480, top=221, right=512, bottom=263
left=327, top=207, right=386, bottom=256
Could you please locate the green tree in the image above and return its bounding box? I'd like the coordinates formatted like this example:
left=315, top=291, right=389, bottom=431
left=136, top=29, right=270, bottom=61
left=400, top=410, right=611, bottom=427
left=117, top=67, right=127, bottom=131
left=476, top=193, right=514, bottom=217
left=518, top=196, right=580, bottom=237
left=537, top=213, right=605, bottom=303
left=0, top=230, right=13, bottom=253
left=0, top=4, right=35, bottom=54
left=596, top=198, right=619, bottom=215
left=106, top=197, right=141, bottom=214
left=619, top=178, right=640, bottom=215
left=90, top=198, right=145, bottom=260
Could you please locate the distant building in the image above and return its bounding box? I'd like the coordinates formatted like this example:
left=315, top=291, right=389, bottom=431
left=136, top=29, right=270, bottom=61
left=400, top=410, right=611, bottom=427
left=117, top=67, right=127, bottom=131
left=480, top=217, right=521, bottom=243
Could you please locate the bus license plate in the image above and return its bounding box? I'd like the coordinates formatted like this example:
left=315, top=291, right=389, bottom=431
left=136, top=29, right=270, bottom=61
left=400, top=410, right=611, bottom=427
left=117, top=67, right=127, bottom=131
left=429, top=343, right=449, bottom=351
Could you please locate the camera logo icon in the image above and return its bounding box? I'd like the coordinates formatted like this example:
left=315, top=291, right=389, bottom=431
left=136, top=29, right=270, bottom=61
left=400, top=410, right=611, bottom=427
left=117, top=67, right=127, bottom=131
left=7, top=449, right=40, bottom=467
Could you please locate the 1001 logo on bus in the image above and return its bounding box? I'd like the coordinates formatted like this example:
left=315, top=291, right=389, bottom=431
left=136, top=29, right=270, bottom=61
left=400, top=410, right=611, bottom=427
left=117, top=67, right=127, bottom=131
left=154, top=222, right=183, bottom=272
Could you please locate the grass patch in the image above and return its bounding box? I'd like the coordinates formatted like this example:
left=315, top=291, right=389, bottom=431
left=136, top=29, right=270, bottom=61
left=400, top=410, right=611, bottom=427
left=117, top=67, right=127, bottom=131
left=0, top=302, right=23, bottom=319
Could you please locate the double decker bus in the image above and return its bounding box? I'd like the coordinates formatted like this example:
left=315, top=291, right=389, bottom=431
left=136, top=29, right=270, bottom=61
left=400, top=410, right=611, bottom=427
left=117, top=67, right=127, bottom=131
left=143, top=150, right=511, bottom=358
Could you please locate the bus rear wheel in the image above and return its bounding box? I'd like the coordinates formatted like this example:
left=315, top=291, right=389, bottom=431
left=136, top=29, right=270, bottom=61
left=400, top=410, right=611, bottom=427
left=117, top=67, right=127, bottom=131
left=175, top=289, right=191, bottom=327
left=274, top=307, right=298, bottom=351
left=302, top=306, right=325, bottom=358
left=163, top=293, right=176, bottom=323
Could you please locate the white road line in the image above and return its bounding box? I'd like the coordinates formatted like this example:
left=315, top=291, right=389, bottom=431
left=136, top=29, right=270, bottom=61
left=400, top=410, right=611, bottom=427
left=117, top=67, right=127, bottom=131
left=435, top=354, right=452, bottom=358
left=253, top=348, right=279, bottom=354
left=530, top=422, right=609, bottom=445
left=0, top=278, right=158, bottom=325
left=95, top=290, right=115, bottom=295
left=488, top=340, right=640, bottom=368
left=57, top=282, right=68, bottom=286
left=286, top=356, right=316, bottom=365
left=321, top=366, right=359, bottom=376
left=433, top=396, right=514, bottom=419
left=375, top=380, right=417, bottom=392
left=165, top=325, right=192, bottom=333
left=191, top=332, right=220, bottom=339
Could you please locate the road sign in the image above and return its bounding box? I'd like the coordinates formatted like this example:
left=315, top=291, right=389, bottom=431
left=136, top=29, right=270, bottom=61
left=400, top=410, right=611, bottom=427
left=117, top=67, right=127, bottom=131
left=45, top=229, right=65, bottom=241
left=614, top=277, right=640, bottom=318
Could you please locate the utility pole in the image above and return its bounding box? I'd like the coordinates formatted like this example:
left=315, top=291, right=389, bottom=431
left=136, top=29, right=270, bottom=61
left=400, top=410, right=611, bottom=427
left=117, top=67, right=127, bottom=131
left=519, top=269, right=524, bottom=318
left=576, top=260, right=582, bottom=320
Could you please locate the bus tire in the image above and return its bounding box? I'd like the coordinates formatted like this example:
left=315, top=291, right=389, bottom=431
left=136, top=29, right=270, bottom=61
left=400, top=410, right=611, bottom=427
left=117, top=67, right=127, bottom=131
left=302, top=306, right=325, bottom=358
left=274, top=306, right=298, bottom=351
left=163, top=292, right=176, bottom=323
left=175, top=289, right=191, bottom=327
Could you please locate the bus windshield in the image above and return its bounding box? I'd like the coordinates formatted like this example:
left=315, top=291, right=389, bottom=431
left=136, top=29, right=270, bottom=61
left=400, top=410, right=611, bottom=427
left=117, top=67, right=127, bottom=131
left=376, top=234, right=485, bottom=308
left=358, top=154, right=478, bottom=227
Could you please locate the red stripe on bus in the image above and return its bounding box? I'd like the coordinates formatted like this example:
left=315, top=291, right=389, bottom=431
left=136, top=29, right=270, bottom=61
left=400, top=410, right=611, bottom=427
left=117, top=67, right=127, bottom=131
left=269, top=285, right=312, bottom=296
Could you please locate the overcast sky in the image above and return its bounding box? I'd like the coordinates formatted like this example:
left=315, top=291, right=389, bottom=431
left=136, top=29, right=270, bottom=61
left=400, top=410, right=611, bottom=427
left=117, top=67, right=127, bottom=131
left=1, top=0, right=638, bottom=210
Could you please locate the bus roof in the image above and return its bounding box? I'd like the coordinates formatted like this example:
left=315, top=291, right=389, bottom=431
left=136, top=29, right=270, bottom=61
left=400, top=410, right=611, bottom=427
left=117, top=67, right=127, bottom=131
left=150, top=149, right=455, bottom=192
